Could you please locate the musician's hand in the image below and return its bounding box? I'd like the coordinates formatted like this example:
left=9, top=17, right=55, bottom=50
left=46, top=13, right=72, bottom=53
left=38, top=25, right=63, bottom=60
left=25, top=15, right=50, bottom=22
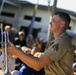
left=21, top=47, right=36, bottom=55
left=8, top=41, right=18, bottom=56
left=21, top=46, right=31, bottom=54
left=34, top=52, right=44, bottom=58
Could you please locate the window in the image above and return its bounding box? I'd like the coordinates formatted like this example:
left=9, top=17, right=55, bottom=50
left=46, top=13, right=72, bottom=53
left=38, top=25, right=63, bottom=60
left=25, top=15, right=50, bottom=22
left=24, top=15, right=41, bottom=22
left=20, top=26, right=39, bottom=38
left=1, top=12, right=15, bottom=18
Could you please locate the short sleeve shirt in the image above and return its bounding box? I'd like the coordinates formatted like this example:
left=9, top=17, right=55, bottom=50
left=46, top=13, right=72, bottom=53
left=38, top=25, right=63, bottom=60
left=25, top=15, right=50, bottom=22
left=44, top=33, right=74, bottom=75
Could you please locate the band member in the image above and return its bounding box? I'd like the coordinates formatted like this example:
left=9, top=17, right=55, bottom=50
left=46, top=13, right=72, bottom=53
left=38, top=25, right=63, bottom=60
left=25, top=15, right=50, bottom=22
left=7, top=12, right=74, bottom=75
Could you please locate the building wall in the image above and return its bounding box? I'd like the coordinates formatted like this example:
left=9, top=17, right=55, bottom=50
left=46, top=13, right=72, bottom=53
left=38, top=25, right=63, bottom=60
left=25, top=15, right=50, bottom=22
left=0, top=4, right=76, bottom=42
left=0, top=4, right=51, bottom=41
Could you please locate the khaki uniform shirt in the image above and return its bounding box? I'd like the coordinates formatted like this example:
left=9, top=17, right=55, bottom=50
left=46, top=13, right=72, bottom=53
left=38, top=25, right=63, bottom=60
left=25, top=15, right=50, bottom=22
left=44, top=32, right=74, bottom=75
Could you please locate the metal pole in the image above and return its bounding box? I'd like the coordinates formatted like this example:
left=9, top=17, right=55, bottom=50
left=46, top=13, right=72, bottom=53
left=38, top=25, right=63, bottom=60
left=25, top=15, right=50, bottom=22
left=26, top=0, right=39, bottom=41
left=4, top=31, right=8, bottom=75
left=4, top=31, right=11, bottom=75
left=0, top=0, right=6, bottom=15
left=52, top=0, right=57, bottom=16
left=47, top=0, right=57, bottom=42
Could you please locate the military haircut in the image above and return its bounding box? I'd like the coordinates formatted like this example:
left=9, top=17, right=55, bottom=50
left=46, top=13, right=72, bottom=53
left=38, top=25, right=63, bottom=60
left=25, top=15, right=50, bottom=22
left=54, top=11, right=71, bottom=27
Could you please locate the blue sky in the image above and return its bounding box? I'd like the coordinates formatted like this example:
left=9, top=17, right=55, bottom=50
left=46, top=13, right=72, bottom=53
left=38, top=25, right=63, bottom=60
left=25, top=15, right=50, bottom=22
left=23, top=0, right=76, bottom=12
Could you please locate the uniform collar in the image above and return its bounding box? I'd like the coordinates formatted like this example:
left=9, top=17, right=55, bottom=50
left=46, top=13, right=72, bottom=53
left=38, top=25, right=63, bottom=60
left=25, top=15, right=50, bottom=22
left=52, top=32, right=66, bottom=42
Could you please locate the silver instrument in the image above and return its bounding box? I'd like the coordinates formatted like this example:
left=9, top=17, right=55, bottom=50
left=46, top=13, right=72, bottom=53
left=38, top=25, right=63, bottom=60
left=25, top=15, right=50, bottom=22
left=0, top=23, right=11, bottom=75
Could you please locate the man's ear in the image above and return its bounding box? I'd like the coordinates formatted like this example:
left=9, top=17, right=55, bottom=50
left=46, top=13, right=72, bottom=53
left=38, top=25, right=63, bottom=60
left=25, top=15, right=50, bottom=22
left=61, top=21, right=65, bottom=27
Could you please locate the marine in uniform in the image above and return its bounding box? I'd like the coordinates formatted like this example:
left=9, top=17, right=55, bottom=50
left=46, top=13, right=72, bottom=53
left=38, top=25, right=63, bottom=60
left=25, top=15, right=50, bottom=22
left=7, top=12, right=74, bottom=75
left=44, top=33, right=74, bottom=75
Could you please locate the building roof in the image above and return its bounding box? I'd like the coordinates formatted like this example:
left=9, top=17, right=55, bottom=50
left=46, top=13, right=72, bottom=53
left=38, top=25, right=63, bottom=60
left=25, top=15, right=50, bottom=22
left=0, top=0, right=76, bottom=16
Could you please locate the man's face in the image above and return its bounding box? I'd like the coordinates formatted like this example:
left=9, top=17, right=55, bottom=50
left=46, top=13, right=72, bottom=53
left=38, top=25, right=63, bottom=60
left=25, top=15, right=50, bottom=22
left=49, top=15, right=63, bottom=33
left=7, top=28, right=11, bottom=32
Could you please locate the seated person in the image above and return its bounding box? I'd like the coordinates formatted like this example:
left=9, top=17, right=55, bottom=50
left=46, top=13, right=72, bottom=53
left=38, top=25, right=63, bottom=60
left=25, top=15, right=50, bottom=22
left=13, top=31, right=26, bottom=70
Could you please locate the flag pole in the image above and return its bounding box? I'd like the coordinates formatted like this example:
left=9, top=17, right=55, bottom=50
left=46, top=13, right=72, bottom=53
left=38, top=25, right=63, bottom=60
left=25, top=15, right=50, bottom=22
left=26, top=0, right=39, bottom=41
